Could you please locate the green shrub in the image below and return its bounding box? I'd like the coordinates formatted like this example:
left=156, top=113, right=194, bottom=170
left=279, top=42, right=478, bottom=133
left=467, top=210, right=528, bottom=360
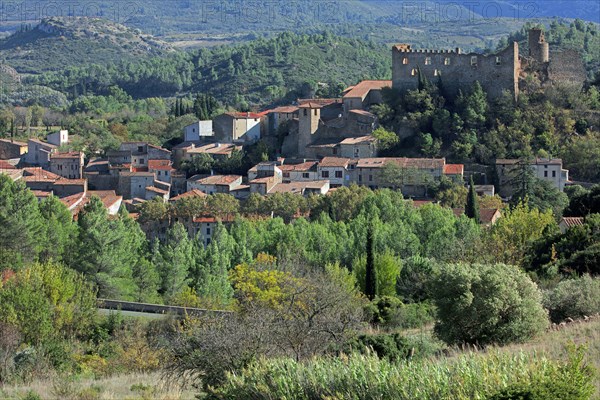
left=431, top=263, right=548, bottom=346
left=487, top=346, right=595, bottom=400
left=543, top=275, right=600, bottom=323
left=342, top=332, right=443, bottom=361
left=19, top=391, right=42, bottom=400
left=367, top=296, right=435, bottom=329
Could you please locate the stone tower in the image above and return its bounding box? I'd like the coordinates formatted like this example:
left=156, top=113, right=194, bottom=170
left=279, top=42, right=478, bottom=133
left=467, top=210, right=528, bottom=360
left=528, top=28, right=550, bottom=63
left=298, top=102, right=321, bottom=153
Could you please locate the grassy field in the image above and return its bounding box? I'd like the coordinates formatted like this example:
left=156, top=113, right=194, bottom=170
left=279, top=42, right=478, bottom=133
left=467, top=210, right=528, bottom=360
left=1, top=319, right=598, bottom=399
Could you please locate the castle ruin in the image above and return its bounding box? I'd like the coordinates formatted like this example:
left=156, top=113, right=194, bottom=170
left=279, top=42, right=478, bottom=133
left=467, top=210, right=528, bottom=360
left=392, top=29, right=586, bottom=100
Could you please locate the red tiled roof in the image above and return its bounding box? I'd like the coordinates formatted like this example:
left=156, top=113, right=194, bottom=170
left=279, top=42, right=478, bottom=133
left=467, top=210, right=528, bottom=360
left=278, top=161, right=318, bottom=172
left=453, top=208, right=501, bottom=224
left=148, top=160, right=173, bottom=170
left=356, top=158, right=445, bottom=169
left=496, top=158, right=563, bottom=166
left=560, top=217, right=584, bottom=228
left=349, top=109, right=376, bottom=117
left=298, top=102, right=323, bottom=109
left=54, top=178, right=86, bottom=186
left=412, top=200, right=434, bottom=208
left=343, top=80, right=392, bottom=100
left=443, top=164, right=464, bottom=175
left=269, top=106, right=299, bottom=114
left=31, top=190, right=53, bottom=198
left=146, top=186, right=168, bottom=195
left=297, top=98, right=341, bottom=107
left=319, top=157, right=353, bottom=168
left=0, top=160, right=16, bottom=170
left=226, top=112, right=265, bottom=119
left=190, top=174, right=242, bottom=186
left=50, top=151, right=82, bottom=159
left=62, top=190, right=123, bottom=217
left=0, top=138, right=27, bottom=146
left=339, top=135, right=376, bottom=145
left=21, top=167, right=63, bottom=182
left=170, top=189, right=207, bottom=201
left=192, top=215, right=235, bottom=223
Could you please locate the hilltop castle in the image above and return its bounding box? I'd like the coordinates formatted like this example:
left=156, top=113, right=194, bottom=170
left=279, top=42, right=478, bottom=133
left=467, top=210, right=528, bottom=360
left=392, top=28, right=586, bottom=100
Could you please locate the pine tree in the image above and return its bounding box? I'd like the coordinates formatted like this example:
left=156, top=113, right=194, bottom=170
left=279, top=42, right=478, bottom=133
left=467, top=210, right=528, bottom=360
left=466, top=176, right=480, bottom=224
left=365, top=221, right=377, bottom=300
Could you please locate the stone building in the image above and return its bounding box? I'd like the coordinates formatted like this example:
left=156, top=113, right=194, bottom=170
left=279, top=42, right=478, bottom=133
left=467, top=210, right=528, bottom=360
left=49, top=152, right=84, bottom=179
left=392, top=41, right=520, bottom=100
left=392, top=28, right=585, bottom=101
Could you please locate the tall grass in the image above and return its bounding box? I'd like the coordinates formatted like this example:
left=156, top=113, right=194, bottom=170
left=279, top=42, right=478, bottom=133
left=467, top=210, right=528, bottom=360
left=208, top=346, right=595, bottom=400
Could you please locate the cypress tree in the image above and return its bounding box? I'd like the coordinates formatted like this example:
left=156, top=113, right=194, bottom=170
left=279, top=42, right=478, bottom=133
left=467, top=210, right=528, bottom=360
left=466, top=176, right=480, bottom=224
left=365, top=221, right=377, bottom=300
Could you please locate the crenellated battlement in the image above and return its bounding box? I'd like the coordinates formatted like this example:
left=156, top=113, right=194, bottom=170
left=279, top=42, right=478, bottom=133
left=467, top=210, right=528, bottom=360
left=393, top=45, right=461, bottom=54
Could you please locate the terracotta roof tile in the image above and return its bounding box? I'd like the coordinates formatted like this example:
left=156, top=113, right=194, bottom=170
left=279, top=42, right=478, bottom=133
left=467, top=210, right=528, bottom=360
left=561, top=217, right=584, bottom=228
left=319, top=157, right=353, bottom=168
left=443, top=164, right=464, bottom=175
left=170, top=189, right=207, bottom=201
left=343, top=80, right=392, bottom=100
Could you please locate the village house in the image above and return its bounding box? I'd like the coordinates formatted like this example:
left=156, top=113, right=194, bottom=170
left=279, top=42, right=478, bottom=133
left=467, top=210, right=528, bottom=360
left=183, top=120, right=214, bottom=142
left=187, top=174, right=243, bottom=195
left=317, top=157, right=356, bottom=188
left=342, top=80, right=392, bottom=115
left=213, top=112, right=265, bottom=144
left=148, top=159, right=176, bottom=184
left=18, top=167, right=87, bottom=198
left=173, top=142, right=241, bottom=168
left=496, top=158, right=569, bottom=198
left=0, top=139, right=28, bottom=160
left=60, top=190, right=123, bottom=218
left=49, top=151, right=84, bottom=179
left=350, top=157, right=464, bottom=197
left=452, top=208, right=502, bottom=226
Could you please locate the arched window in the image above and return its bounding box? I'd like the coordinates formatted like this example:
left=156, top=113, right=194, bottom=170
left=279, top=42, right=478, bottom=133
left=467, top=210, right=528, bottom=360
left=403, top=57, right=409, bottom=65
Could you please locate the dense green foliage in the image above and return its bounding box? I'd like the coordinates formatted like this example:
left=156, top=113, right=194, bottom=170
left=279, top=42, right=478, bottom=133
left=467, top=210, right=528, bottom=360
left=28, top=31, right=390, bottom=106
left=431, top=263, right=549, bottom=346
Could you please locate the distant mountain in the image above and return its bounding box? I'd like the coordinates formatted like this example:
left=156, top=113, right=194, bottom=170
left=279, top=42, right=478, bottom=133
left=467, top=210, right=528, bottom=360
left=0, top=17, right=175, bottom=74
left=0, top=1, right=596, bottom=38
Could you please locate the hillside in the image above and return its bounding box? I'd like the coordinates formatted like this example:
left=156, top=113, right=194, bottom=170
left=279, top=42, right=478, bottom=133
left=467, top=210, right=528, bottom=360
left=0, top=17, right=175, bottom=74
left=30, top=31, right=392, bottom=104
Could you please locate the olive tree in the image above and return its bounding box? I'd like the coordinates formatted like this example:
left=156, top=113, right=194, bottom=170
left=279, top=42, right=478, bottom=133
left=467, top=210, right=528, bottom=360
left=431, top=263, right=548, bottom=346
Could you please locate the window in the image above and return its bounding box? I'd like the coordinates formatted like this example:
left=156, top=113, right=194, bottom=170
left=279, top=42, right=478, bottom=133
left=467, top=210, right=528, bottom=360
left=496, top=56, right=502, bottom=65
left=354, top=148, right=359, bottom=157
left=369, top=175, right=373, bottom=182
left=411, top=69, right=417, bottom=76
left=138, top=146, right=144, bottom=153
left=434, top=69, right=440, bottom=76
left=552, top=171, right=556, bottom=178
left=544, top=171, right=548, bottom=177
left=403, top=57, right=408, bottom=65
left=322, top=171, right=329, bottom=178
left=335, top=171, right=343, bottom=178
left=302, top=172, right=310, bottom=179
left=424, top=57, right=432, bottom=65
left=471, top=56, right=478, bottom=66
left=157, top=171, right=161, bottom=176
left=193, top=128, right=195, bottom=132
left=139, top=158, right=145, bottom=165
left=358, top=175, right=362, bottom=182
left=303, top=109, right=307, bottom=116
left=444, top=57, right=451, bottom=65
left=206, top=227, right=211, bottom=235
left=332, top=147, right=338, bottom=155
left=283, top=172, right=290, bottom=178
left=206, top=238, right=211, bottom=245
left=314, top=109, right=318, bottom=116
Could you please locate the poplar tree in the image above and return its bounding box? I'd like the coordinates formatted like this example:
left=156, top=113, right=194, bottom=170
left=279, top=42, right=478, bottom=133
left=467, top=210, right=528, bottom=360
left=466, top=176, right=480, bottom=224
left=365, top=221, right=377, bottom=300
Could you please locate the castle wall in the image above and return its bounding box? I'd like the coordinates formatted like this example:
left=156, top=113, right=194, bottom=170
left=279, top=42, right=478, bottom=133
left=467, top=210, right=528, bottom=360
left=547, top=49, right=587, bottom=88
left=392, top=42, right=520, bottom=100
